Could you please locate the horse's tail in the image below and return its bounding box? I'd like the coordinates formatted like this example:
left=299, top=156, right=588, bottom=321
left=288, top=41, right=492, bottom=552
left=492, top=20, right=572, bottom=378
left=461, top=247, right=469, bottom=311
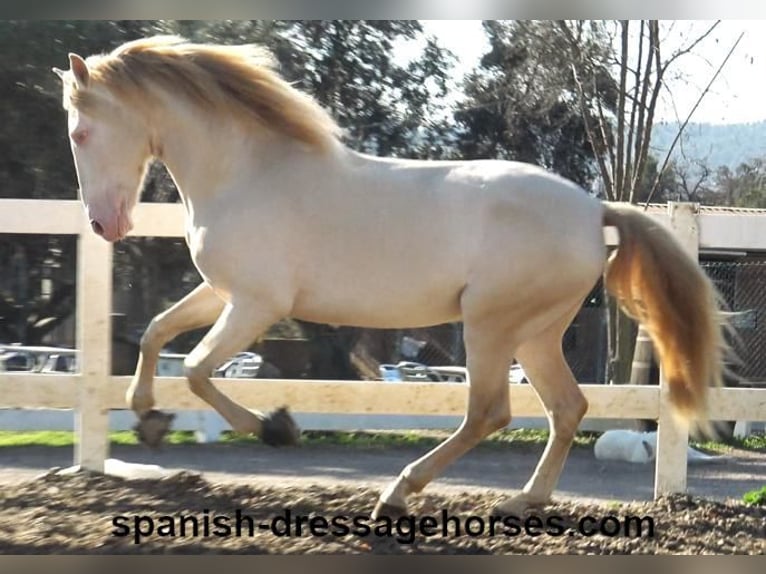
left=602, top=203, right=727, bottom=423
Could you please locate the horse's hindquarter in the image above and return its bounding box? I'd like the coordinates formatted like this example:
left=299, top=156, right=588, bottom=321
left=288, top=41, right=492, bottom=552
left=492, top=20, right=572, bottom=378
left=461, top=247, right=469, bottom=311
left=455, top=164, right=607, bottom=334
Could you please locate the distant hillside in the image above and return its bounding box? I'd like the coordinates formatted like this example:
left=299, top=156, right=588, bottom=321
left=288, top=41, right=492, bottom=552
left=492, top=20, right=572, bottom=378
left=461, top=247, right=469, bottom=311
left=650, top=120, right=766, bottom=170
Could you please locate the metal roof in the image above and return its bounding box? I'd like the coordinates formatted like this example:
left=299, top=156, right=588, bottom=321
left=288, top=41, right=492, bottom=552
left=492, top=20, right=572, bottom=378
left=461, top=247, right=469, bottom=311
left=642, top=203, right=766, bottom=215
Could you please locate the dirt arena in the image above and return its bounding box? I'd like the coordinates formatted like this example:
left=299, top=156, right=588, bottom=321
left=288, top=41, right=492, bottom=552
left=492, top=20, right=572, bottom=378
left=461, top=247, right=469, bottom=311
left=0, top=441, right=763, bottom=554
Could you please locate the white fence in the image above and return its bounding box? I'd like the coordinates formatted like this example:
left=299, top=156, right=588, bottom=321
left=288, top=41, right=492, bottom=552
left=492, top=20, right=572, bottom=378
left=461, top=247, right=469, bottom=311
left=1, top=198, right=765, bottom=499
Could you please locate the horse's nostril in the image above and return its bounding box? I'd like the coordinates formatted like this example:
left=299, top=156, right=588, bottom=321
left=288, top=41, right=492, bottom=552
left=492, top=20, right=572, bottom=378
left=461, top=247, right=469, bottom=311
left=90, top=220, right=104, bottom=235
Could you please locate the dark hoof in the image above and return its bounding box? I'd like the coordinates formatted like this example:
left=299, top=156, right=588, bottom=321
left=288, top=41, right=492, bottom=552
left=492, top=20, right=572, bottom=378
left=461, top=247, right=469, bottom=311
left=133, top=409, right=175, bottom=450
left=260, top=406, right=301, bottom=447
left=371, top=500, right=408, bottom=521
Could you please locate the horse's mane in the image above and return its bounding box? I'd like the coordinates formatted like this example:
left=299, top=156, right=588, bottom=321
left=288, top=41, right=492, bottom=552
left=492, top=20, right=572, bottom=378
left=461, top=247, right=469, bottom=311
left=71, top=35, right=342, bottom=151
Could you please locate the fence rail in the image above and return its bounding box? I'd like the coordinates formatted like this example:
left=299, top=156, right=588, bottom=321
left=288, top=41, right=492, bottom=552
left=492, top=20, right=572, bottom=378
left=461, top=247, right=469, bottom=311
left=4, top=374, right=765, bottom=420
left=2, top=198, right=766, bottom=499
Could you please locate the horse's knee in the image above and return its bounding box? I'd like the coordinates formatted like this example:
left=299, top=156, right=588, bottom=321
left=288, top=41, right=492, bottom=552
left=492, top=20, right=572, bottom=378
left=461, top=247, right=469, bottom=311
left=126, top=385, right=154, bottom=414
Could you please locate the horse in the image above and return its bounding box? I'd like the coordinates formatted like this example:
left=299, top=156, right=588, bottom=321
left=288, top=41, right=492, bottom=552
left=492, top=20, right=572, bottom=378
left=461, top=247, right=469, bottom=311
left=53, top=36, right=727, bottom=518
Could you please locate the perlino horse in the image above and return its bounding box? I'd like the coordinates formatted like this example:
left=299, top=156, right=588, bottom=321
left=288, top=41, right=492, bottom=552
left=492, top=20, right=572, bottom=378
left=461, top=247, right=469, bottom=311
left=54, top=36, right=726, bottom=517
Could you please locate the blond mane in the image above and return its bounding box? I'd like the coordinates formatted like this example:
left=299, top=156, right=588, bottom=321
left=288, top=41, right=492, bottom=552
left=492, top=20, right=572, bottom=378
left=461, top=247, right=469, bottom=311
left=70, top=35, right=342, bottom=151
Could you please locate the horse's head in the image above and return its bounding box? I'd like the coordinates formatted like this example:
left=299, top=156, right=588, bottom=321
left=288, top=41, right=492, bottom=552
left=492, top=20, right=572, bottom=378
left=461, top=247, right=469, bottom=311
left=54, top=53, right=153, bottom=242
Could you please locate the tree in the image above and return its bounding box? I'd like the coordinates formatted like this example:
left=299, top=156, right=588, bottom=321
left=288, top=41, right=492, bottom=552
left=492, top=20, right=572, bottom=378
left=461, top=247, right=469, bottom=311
left=268, top=20, right=455, bottom=157
left=714, top=159, right=766, bottom=208
left=558, top=20, right=730, bottom=205
left=455, top=21, right=604, bottom=187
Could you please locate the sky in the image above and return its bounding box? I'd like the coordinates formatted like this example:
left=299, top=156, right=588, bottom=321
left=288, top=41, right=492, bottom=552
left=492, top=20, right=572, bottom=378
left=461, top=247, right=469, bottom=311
left=419, top=19, right=766, bottom=126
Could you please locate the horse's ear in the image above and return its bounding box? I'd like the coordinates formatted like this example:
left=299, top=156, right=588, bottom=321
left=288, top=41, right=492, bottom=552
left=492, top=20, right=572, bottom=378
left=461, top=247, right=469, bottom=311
left=68, top=53, right=89, bottom=88
left=52, top=67, right=66, bottom=80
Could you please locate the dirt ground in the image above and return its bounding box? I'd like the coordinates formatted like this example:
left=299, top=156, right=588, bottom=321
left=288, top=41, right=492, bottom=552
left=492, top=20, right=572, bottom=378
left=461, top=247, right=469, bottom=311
left=0, top=442, right=764, bottom=554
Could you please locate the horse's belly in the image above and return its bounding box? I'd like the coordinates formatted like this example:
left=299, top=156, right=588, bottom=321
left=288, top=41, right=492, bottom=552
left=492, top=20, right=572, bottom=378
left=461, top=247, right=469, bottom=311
left=290, top=279, right=464, bottom=329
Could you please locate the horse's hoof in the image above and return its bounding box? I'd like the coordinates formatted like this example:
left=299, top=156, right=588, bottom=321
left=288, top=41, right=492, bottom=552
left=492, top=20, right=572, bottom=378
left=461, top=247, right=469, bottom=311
left=260, top=406, right=301, bottom=447
left=492, top=495, right=547, bottom=517
left=371, top=500, right=408, bottom=521
left=133, top=409, right=175, bottom=450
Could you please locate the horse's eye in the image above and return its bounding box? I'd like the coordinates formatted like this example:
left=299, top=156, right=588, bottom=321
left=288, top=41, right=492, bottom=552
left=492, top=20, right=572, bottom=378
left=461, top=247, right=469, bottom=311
left=71, top=129, right=88, bottom=146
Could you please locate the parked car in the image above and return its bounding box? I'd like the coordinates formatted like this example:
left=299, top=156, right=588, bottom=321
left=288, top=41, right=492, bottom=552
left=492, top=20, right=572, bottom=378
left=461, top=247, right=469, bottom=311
left=0, top=345, right=77, bottom=373
left=213, top=352, right=263, bottom=378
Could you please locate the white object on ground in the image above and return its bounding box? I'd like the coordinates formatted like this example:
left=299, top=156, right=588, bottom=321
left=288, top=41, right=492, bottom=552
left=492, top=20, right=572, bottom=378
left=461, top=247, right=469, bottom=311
left=594, top=430, right=730, bottom=464
left=51, top=458, right=172, bottom=480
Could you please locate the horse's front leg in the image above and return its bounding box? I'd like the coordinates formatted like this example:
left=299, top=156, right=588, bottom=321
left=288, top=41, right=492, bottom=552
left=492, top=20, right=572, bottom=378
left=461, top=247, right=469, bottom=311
left=128, top=282, right=225, bottom=446
left=182, top=299, right=300, bottom=446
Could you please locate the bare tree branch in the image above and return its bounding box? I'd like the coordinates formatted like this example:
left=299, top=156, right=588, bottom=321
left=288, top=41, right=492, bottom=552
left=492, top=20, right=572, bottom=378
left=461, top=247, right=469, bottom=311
left=558, top=20, right=615, bottom=199
left=623, top=19, right=644, bottom=198
left=630, top=21, right=659, bottom=202
left=615, top=20, right=629, bottom=202
left=571, top=63, right=615, bottom=199
left=662, top=21, right=721, bottom=71
left=594, top=72, right=616, bottom=180
left=632, top=21, right=669, bottom=204
left=643, top=31, right=744, bottom=208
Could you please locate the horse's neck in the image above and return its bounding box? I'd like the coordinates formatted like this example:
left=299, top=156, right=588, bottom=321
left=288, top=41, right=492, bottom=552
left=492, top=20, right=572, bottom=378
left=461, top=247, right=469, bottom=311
left=156, top=112, right=354, bottom=213
left=154, top=109, right=277, bottom=204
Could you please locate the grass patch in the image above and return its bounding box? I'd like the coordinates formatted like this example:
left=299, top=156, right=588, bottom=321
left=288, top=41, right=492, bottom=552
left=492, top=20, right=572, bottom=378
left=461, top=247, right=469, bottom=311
left=691, top=432, right=766, bottom=454
left=0, top=430, right=199, bottom=448
left=742, top=485, right=766, bottom=506
left=219, top=428, right=598, bottom=450
left=0, top=431, right=75, bottom=448
left=1, top=428, right=761, bottom=452
left=0, top=428, right=579, bottom=450
left=218, top=429, right=449, bottom=449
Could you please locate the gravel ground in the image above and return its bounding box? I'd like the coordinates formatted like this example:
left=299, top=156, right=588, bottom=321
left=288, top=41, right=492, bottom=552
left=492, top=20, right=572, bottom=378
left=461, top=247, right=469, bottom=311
left=0, top=471, right=763, bottom=554
left=0, top=441, right=763, bottom=554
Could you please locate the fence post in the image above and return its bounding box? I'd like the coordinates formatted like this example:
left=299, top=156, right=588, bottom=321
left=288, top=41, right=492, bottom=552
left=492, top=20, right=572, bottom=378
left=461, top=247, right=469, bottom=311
left=654, top=202, right=698, bottom=497
left=75, top=220, right=113, bottom=471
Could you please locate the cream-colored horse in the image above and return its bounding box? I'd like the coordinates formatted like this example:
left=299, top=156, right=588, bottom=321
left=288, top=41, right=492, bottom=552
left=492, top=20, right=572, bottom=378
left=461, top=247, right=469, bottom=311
left=54, top=36, right=726, bottom=517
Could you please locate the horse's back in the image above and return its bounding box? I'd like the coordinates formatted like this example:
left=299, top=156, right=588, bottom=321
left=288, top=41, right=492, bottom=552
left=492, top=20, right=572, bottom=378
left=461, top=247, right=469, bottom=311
left=288, top=155, right=606, bottom=328
left=196, top=149, right=607, bottom=330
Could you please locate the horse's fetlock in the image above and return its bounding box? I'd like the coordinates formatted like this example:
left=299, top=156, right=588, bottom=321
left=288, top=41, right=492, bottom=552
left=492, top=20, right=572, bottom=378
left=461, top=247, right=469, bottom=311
left=400, top=466, right=424, bottom=494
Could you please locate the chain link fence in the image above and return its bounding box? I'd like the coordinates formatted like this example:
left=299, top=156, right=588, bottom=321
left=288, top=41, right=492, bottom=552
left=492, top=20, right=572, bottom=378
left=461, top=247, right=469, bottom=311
left=703, top=259, right=766, bottom=384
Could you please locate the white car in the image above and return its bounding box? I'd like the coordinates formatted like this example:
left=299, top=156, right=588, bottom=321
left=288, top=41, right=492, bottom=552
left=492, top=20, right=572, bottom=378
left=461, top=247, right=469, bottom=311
left=509, top=364, right=529, bottom=384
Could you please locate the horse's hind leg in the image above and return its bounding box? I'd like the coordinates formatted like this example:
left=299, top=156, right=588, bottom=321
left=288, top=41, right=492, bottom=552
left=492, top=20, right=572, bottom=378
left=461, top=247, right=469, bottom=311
left=182, top=300, right=300, bottom=446
left=494, top=303, right=588, bottom=515
left=373, top=320, right=514, bottom=518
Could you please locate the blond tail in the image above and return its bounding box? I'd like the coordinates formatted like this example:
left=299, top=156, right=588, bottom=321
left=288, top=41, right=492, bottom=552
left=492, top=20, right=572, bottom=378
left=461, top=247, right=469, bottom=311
left=602, top=203, right=726, bottom=422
